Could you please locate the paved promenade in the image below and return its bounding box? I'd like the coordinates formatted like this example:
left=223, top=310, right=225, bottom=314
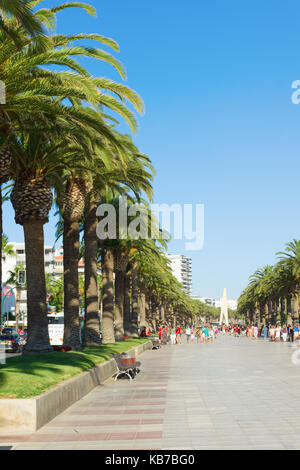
left=2, top=336, right=300, bottom=450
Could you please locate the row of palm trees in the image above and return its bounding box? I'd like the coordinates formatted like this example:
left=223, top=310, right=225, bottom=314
left=237, top=240, right=300, bottom=325
left=0, top=1, right=212, bottom=353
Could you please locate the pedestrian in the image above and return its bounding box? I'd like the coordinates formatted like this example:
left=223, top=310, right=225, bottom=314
left=196, top=328, right=201, bottom=344
left=209, top=326, right=214, bottom=342
left=162, top=328, right=168, bottom=345
left=253, top=324, right=258, bottom=340
left=175, top=326, right=181, bottom=344
left=288, top=324, right=294, bottom=342
left=190, top=328, right=195, bottom=343
left=158, top=326, right=163, bottom=343
left=282, top=324, right=288, bottom=342
left=275, top=324, right=281, bottom=342
left=185, top=326, right=191, bottom=343
left=263, top=324, right=268, bottom=340
left=140, top=326, right=147, bottom=338
left=170, top=327, right=176, bottom=345
left=204, top=325, right=210, bottom=342
left=269, top=325, right=275, bottom=341
left=294, top=323, right=299, bottom=341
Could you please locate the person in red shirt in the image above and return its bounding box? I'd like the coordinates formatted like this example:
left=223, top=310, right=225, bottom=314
left=175, top=326, right=181, bottom=344
left=158, top=326, right=163, bottom=343
left=140, top=327, right=147, bottom=337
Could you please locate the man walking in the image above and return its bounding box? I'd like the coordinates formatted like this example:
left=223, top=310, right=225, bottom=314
left=185, top=326, right=191, bottom=343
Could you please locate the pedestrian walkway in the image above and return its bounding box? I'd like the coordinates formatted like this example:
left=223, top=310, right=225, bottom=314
left=2, top=336, right=300, bottom=450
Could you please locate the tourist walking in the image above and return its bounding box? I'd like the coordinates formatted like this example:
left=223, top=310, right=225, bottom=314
left=185, top=326, right=191, bottom=343
left=190, top=329, right=195, bottom=343
left=170, top=327, right=176, bottom=345
left=294, top=323, right=299, bottom=340
left=263, top=324, right=268, bottom=340
left=158, top=326, right=163, bottom=343
left=275, top=324, right=281, bottom=342
left=162, top=328, right=168, bottom=345
left=204, top=325, right=210, bottom=342
left=175, top=326, right=181, bottom=343
left=269, top=325, right=275, bottom=341
left=253, top=324, right=258, bottom=339
left=288, top=324, right=294, bottom=342
left=282, top=324, right=288, bottom=342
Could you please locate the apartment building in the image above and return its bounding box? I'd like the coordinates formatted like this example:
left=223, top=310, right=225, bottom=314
left=166, top=254, right=192, bottom=296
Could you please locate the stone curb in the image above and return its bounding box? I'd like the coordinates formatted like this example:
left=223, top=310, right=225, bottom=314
left=0, top=340, right=152, bottom=433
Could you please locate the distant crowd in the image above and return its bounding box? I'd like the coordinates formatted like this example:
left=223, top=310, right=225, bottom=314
left=243, top=323, right=299, bottom=342
left=140, top=322, right=300, bottom=345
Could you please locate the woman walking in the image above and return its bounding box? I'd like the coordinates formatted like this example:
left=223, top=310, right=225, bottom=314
left=281, top=324, right=288, bottom=342
left=190, top=329, right=195, bottom=343
left=170, top=327, right=176, bottom=345
left=275, top=324, right=281, bottom=342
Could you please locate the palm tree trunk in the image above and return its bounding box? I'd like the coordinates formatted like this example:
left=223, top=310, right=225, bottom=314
left=83, top=197, right=100, bottom=346
left=130, top=263, right=139, bottom=338
left=139, top=284, right=146, bottom=328
left=265, top=302, right=269, bottom=324
left=124, top=270, right=131, bottom=337
left=101, top=247, right=115, bottom=344
left=115, top=270, right=125, bottom=341
left=280, top=297, right=286, bottom=325
left=286, top=295, right=292, bottom=325
left=275, top=298, right=281, bottom=324
left=63, top=217, right=81, bottom=349
left=161, top=303, right=165, bottom=324
left=23, top=220, right=52, bottom=353
left=294, top=292, right=299, bottom=323
left=260, top=302, right=266, bottom=325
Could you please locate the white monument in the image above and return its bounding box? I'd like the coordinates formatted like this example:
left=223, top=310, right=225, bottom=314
left=219, top=288, right=229, bottom=326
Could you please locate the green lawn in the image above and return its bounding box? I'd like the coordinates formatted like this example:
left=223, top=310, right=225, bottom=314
left=0, top=338, right=149, bottom=399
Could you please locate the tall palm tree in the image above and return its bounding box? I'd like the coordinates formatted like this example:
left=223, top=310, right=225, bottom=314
left=277, top=239, right=300, bottom=322
left=9, top=127, right=96, bottom=352
left=61, top=177, right=86, bottom=350
left=83, top=137, right=153, bottom=345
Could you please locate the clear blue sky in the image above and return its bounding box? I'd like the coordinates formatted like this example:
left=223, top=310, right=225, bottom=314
left=4, top=0, right=300, bottom=299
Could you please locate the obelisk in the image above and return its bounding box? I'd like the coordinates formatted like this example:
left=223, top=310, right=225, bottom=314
left=219, top=288, right=229, bottom=326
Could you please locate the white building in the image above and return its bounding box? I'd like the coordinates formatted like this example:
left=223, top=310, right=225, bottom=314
left=2, top=242, right=55, bottom=283
left=166, top=254, right=192, bottom=296
left=53, top=246, right=85, bottom=277
left=2, top=242, right=56, bottom=317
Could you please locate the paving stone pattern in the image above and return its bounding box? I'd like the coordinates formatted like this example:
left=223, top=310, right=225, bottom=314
left=1, top=336, right=300, bottom=450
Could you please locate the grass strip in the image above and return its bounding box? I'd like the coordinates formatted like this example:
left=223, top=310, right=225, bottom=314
left=0, top=338, right=149, bottom=399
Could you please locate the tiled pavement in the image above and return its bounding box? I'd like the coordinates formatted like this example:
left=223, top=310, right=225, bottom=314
left=1, top=335, right=300, bottom=450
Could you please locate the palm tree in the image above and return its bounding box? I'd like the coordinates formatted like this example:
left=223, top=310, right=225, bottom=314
left=61, top=177, right=85, bottom=350
left=82, top=137, right=153, bottom=345
left=277, top=239, right=300, bottom=323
